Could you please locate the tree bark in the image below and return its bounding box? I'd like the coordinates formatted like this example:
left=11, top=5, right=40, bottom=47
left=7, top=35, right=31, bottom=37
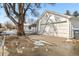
left=17, top=3, right=25, bottom=36
left=17, top=22, right=25, bottom=36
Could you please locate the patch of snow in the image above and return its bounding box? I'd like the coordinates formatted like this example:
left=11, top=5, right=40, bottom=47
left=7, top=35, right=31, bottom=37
left=33, top=40, right=53, bottom=46
left=33, top=40, right=45, bottom=46
left=1, top=30, right=16, bottom=35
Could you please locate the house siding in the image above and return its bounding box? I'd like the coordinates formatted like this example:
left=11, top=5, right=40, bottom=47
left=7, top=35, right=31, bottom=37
left=37, top=12, right=70, bottom=38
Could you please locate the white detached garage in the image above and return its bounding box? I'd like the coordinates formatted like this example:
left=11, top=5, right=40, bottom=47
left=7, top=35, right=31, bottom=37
left=37, top=10, right=79, bottom=39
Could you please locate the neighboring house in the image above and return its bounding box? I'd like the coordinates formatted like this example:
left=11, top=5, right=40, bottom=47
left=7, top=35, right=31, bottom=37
left=37, top=10, right=79, bottom=39
left=29, top=23, right=37, bottom=34
left=24, top=23, right=30, bottom=33
left=24, top=22, right=36, bottom=34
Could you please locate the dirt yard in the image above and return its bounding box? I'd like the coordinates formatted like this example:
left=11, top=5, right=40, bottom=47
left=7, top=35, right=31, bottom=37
left=29, top=35, right=79, bottom=56
left=0, top=35, right=79, bottom=56
left=29, top=35, right=79, bottom=46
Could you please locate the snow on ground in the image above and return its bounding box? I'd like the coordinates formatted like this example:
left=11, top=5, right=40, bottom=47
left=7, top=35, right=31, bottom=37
left=1, top=29, right=17, bottom=35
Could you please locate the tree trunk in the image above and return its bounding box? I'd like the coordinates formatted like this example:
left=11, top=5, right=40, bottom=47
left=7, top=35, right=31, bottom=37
left=17, top=22, right=25, bottom=36
left=17, top=3, right=25, bottom=36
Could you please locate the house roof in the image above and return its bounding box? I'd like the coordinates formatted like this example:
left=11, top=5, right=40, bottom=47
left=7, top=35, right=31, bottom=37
left=37, top=10, right=72, bottom=21
left=46, top=10, right=72, bottom=18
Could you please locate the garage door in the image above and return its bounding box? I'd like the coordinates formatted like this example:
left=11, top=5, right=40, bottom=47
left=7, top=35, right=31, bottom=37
left=74, top=30, right=79, bottom=39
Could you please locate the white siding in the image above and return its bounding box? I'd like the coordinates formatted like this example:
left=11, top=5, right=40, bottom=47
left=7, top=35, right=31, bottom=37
left=38, top=12, right=70, bottom=38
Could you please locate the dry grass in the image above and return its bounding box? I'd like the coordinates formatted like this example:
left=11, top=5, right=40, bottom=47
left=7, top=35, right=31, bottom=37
left=2, top=36, right=34, bottom=56
left=0, top=35, right=79, bottom=56
left=29, top=35, right=79, bottom=45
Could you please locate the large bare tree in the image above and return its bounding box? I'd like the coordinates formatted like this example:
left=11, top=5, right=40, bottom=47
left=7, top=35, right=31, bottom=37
left=3, top=3, right=41, bottom=36
left=3, top=3, right=54, bottom=36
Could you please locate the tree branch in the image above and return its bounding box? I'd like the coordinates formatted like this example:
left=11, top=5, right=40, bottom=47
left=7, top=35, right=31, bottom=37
left=3, top=3, right=18, bottom=25
left=23, top=3, right=31, bottom=15
left=9, top=3, right=19, bottom=16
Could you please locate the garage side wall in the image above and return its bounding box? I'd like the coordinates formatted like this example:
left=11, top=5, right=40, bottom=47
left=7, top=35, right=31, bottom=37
left=37, top=12, right=70, bottom=38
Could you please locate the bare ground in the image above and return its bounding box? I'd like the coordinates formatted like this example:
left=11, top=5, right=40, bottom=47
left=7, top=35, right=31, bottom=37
left=0, top=35, right=79, bottom=56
